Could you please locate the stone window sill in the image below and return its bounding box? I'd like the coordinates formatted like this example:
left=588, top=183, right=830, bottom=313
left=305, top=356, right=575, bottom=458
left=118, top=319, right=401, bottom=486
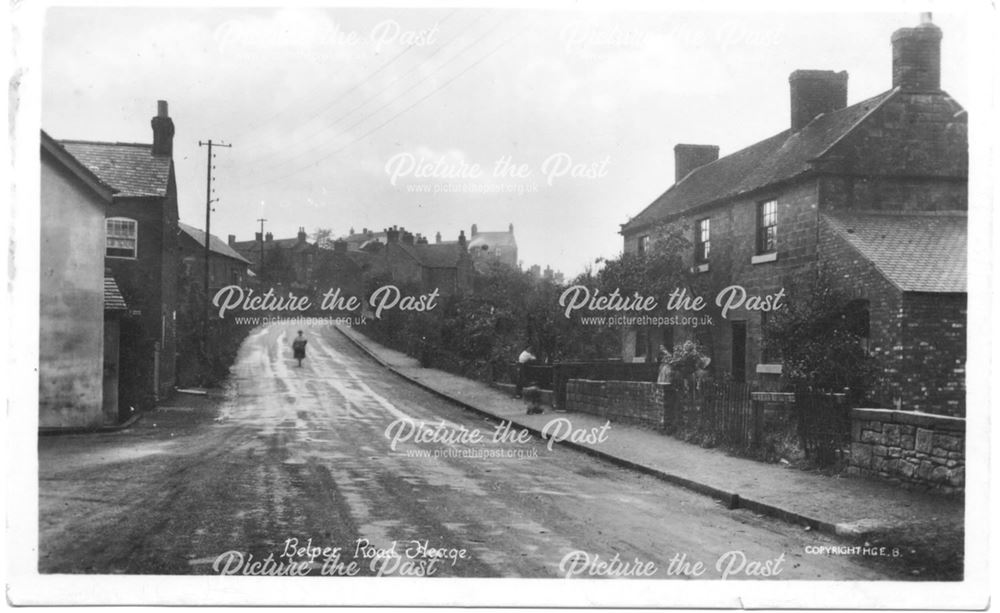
left=692, top=263, right=709, bottom=273
left=756, top=363, right=783, bottom=374
left=751, top=252, right=778, bottom=265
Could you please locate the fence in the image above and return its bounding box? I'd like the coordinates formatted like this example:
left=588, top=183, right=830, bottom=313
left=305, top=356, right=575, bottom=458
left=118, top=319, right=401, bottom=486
left=493, top=361, right=659, bottom=408
left=674, top=381, right=758, bottom=447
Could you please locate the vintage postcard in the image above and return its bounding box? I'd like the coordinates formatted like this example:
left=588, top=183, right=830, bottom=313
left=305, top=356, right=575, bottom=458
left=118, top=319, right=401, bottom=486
left=5, top=0, right=993, bottom=608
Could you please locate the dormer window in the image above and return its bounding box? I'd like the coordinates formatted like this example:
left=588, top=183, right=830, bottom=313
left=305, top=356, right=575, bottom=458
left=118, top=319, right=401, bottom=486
left=106, top=217, right=137, bottom=259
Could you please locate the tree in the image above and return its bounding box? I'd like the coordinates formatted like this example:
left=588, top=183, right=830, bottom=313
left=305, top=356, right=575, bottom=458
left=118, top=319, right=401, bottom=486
left=764, top=270, right=878, bottom=399
left=312, top=227, right=334, bottom=249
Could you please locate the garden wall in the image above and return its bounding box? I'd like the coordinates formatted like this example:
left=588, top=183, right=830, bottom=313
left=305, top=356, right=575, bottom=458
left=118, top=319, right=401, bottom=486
left=848, top=408, right=965, bottom=492
left=565, top=379, right=667, bottom=429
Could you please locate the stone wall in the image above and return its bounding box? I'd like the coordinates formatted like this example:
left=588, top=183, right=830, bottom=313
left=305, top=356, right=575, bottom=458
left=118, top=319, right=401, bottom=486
left=565, top=379, right=666, bottom=430
left=848, top=408, right=964, bottom=492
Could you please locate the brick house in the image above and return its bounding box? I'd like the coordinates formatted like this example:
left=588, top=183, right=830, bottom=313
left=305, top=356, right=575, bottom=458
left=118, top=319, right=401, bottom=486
left=468, top=223, right=518, bottom=270
left=178, top=223, right=251, bottom=291
left=231, top=227, right=317, bottom=286
left=619, top=15, right=966, bottom=416
left=59, top=101, right=181, bottom=409
left=39, top=130, right=128, bottom=428
left=370, top=227, right=474, bottom=296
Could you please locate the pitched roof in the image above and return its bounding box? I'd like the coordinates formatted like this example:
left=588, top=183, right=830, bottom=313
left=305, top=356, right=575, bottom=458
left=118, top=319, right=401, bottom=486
left=104, top=276, right=128, bottom=311
left=41, top=131, right=117, bottom=202
left=59, top=140, right=171, bottom=198
left=178, top=222, right=251, bottom=264
left=393, top=242, right=465, bottom=268
left=822, top=210, right=966, bottom=293
left=468, top=231, right=516, bottom=250
left=622, top=90, right=895, bottom=232
left=230, top=237, right=315, bottom=255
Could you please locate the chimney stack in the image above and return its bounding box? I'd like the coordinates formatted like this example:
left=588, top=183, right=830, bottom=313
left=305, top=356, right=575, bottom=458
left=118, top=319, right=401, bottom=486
left=789, top=70, right=849, bottom=131
left=402, top=231, right=414, bottom=245
left=265, top=232, right=273, bottom=242
left=508, top=223, right=514, bottom=233
left=386, top=227, right=400, bottom=243
left=891, top=13, right=942, bottom=91
left=674, top=144, right=719, bottom=183
left=255, top=232, right=262, bottom=242
left=151, top=100, right=174, bottom=156
left=228, top=234, right=236, bottom=245
left=471, top=224, right=478, bottom=236
left=297, top=227, right=307, bottom=242
left=435, top=231, right=442, bottom=244
left=458, top=230, right=467, bottom=250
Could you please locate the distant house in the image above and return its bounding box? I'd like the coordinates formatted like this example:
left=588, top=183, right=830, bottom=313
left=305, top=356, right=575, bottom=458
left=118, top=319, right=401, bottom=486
left=468, top=223, right=518, bottom=270
left=60, top=100, right=181, bottom=406
left=39, top=130, right=125, bottom=428
left=369, top=226, right=474, bottom=296
left=618, top=15, right=966, bottom=416
left=178, top=223, right=251, bottom=292
left=231, top=227, right=317, bottom=286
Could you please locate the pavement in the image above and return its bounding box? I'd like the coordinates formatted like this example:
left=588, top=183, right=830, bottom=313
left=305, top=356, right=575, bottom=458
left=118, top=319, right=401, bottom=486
left=337, top=324, right=964, bottom=541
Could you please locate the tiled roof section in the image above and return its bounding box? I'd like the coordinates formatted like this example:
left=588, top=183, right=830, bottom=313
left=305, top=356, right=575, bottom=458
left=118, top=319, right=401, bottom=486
left=104, top=276, right=128, bottom=311
left=469, top=231, right=516, bottom=249
left=60, top=140, right=171, bottom=198
left=178, top=222, right=251, bottom=264
left=231, top=237, right=314, bottom=254
left=623, top=90, right=895, bottom=231
left=823, top=210, right=967, bottom=293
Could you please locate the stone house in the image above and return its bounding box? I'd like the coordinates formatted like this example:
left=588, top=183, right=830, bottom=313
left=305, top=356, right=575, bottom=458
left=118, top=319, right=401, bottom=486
left=59, top=101, right=181, bottom=409
left=619, top=15, right=966, bottom=416
left=39, top=130, right=127, bottom=428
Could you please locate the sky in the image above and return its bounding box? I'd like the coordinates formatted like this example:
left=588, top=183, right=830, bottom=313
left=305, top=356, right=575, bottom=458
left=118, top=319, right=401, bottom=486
left=41, top=7, right=969, bottom=277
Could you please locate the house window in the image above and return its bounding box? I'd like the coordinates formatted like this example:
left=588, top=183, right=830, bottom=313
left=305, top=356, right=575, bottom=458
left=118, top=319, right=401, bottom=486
left=637, top=235, right=650, bottom=255
left=695, top=218, right=711, bottom=263
left=844, top=299, right=871, bottom=352
left=106, top=217, right=138, bottom=258
left=634, top=327, right=649, bottom=360
left=495, top=247, right=502, bottom=258
left=756, top=200, right=777, bottom=254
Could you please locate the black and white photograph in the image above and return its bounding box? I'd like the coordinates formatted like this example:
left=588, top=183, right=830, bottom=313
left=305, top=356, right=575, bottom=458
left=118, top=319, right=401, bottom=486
left=5, top=0, right=994, bottom=608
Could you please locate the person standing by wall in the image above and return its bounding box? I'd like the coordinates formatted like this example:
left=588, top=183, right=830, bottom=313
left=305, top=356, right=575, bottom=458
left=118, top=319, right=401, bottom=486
left=515, top=346, right=536, bottom=398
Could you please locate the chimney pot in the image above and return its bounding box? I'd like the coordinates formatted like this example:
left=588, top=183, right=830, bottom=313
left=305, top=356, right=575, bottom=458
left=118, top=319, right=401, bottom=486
left=891, top=16, right=942, bottom=91
left=788, top=70, right=849, bottom=131
left=673, top=144, right=720, bottom=183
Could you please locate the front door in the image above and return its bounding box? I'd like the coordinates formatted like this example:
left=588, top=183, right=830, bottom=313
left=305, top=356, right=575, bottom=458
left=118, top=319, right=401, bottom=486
left=731, top=321, right=746, bottom=382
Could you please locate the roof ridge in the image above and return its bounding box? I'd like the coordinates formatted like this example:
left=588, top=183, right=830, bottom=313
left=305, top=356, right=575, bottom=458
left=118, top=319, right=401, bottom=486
left=812, top=88, right=898, bottom=161
left=59, top=139, right=153, bottom=148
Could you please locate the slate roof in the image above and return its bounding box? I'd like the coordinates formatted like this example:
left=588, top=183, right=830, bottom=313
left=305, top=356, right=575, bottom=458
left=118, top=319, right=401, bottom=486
left=822, top=210, right=967, bottom=293
left=468, top=231, right=516, bottom=250
left=395, top=242, right=465, bottom=268
left=178, top=222, right=251, bottom=264
left=622, top=90, right=895, bottom=232
left=104, top=276, right=128, bottom=311
left=59, top=140, right=171, bottom=198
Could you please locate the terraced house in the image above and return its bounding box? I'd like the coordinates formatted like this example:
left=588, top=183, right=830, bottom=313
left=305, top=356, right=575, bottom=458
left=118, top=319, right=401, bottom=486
left=619, top=15, right=966, bottom=416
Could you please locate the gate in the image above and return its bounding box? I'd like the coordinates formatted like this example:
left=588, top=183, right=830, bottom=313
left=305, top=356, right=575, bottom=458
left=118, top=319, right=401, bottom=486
left=794, top=388, right=851, bottom=467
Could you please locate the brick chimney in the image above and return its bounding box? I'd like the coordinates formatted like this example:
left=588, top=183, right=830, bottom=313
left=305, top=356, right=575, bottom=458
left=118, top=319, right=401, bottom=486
left=674, top=144, right=719, bottom=183
left=458, top=230, right=467, bottom=250
left=265, top=232, right=273, bottom=242
left=789, top=70, right=848, bottom=131
left=508, top=223, right=514, bottom=233
left=471, top=224, right=478, bottom=236
left=151, top=100, right=174, bottom=156
left=435, top=231, right=442, bottom=244
left=255, top=232, right=262, bottom=242
left=892, top=13, right=942, bottom=92
left=386, top=227, right=400, bottom=243
left=228, top=234, right=236, bottom=245
left=401, top=231, right=414, bottom=245
left=297, top=226, right=307, bottom=242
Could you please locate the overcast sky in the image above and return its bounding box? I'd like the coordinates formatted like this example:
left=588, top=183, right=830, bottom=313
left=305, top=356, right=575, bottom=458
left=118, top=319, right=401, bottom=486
left=41, top=8, right=969, bottom=277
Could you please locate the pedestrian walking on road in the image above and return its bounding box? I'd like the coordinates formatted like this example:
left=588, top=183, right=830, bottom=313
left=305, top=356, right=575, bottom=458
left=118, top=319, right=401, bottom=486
left=292, top=330, right=308, bottom=367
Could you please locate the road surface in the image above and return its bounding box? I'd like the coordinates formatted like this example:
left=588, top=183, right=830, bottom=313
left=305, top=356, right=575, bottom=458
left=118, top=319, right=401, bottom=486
left=39, top=324, right=894, bottom=579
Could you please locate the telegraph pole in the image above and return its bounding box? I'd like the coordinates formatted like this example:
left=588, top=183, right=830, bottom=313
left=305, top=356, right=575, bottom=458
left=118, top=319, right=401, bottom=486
left=198, top=139, right=232, bottom=339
